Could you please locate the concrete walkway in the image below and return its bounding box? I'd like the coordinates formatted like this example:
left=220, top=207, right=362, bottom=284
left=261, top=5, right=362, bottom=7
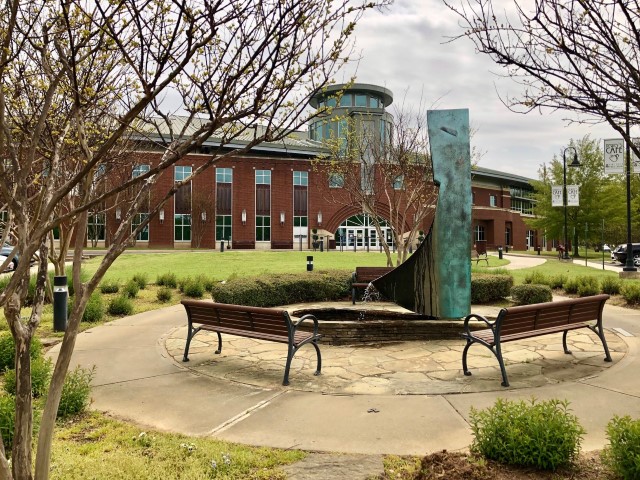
left=46, top=253, right=640, bottom=464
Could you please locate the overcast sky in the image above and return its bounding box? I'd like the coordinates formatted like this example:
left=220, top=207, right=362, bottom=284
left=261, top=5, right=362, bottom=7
left=337, top=0, right=624, bottom=180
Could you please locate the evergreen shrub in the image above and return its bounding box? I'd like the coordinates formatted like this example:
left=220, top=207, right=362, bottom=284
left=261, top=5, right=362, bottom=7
left=156, top=272, right=178, bottom=288
left=108, top=295, right=134, bottom=316
left=132, top=273, right=148, bottom=290
left=0, top=394, right=15, bottom=452
left=523, top=271, right=549, bottom=285
left=99, top=280, right=119, bottom=294
left=621, top=283, right=640, bottom=305
left=82, top=291, right=105, bottom=323
left=600, top=277, right=622, bottom=295
left=210, top=271, right=351, bottom=307
left=548, top=274, right=568, bottom=290
left=123, top=279, right=139, bottom=299
left=157, top=287, right=173, bottom=303
left=576, top=276, right=600, bottom=297
left=563, top=277, right=580, bottom=294
left=183, top=279, right=205, bottom=298
left=510, top=284, right=553, bottom=305
left=470, top=398, right=585, bottom=470
left=470, top=274, right=513, bottom=304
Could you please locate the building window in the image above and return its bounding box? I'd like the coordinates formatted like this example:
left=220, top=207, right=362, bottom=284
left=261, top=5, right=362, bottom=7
left=174, top=214, right=191, bottom=241
left=255, top=170, right=271, bottom=185
left=355, top=94, right=367, bottom=107
left=490, top=194, right=497, bottom=207
left=339, top=94, right=352, bottom=107
left=294, top=216, right=308, bottom=227
left=392, top=175, right=404, bottom=190
left=216, top=167, right=232, bottom=183
left=216, top=215, right=232, bottom=241
left=474, top=225, right=485, bottom=242
left=370, top=97, right=380, bottom=108
left=329, top=173, right=344, bottom=188
left=174, top=165, right=192, bottom=242
left=87, top=213, right=105, bottom=243
left=256, top=215, right=271, bottom=241
left=132, top=164, right=150, bottom=178
left=293, top=171, right=308, bottom=186
left=132, top=213, right=149, bottom=241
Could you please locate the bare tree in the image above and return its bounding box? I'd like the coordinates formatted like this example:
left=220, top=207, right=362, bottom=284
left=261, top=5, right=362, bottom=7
left=0, top=1, right=386, bottom=478
left=315, top=106, right=437, bottom=266
left=446, top=0, right=640, bottom=157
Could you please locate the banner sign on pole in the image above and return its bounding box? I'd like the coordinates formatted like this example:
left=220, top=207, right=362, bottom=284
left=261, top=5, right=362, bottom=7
left=632, top=138, right=640, bottom=173
left=551, top=186, right=563, bottom=207
left=604, top=138, right=624, bottom=174
left=567, top=185, right=579, bottom=206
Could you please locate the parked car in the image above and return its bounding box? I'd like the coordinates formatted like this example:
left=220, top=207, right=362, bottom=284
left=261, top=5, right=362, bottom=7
left=612, top=244, right=625, bottom=261
left=613, top=243, right=640, bottom=266
left=0, top=243, right=19, bottom=272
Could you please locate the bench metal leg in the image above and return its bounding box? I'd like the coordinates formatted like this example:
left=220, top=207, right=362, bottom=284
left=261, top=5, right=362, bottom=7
left=283, top=344, right=295, bottom=386
left=589, top=325, right=613, bottom=362
left=352, top=287, right=356, bottom=304
left=312, top=341, right=322, bottom=376
left=562, top=330, right=572, bottom=354
left=183, top=324, right=201, bottom=362
left=214, top=332, right=222, bottom=354
left=462, top=339, right=510, bottom=387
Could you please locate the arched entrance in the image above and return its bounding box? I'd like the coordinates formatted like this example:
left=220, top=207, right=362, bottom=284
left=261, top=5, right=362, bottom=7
left=335, top=214, right=394, bottom=251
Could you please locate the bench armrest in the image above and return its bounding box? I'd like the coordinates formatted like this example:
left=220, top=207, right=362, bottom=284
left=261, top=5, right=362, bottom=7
left=292, top=314, right=320, bottom=336
left=463, top=313, right=496, bottom=335
left=352, top=271, right=357, bottom=282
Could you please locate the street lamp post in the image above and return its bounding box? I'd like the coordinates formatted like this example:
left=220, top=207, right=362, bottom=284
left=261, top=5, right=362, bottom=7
left=623, top=98, right=637, bottom=272
left=562, top=146, right=581, bottom=260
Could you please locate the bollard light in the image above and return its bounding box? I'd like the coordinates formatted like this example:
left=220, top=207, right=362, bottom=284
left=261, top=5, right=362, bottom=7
left=307, top=255, right=313, bottom=272
left=53, top=276, right=68, bottom=332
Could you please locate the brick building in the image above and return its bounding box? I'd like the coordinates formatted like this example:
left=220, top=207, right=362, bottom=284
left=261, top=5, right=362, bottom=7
left=94, top=84, right=541, bottom=252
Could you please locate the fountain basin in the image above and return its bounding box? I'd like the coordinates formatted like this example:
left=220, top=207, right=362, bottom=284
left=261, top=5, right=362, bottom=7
left=291, top=307, right=484, bottom=345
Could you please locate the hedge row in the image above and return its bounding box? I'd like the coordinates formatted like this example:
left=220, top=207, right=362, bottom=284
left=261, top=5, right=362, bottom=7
left=470, top=274, right=514, bottom=304
left=210, top=270, right=352, bottom=307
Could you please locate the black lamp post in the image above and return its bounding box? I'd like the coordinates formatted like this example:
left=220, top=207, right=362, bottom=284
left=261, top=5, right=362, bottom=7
left=623, top=98, right=637, bottom=272
left=562, top=146, right=581, bottom=260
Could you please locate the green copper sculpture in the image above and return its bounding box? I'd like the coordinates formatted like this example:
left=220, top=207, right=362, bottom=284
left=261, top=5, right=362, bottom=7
left=373, top=109, right=471, bottom=319
left=428, top=109, right=471, bottom=318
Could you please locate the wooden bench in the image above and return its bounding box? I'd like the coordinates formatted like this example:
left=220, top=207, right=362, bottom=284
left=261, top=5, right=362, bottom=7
left=181, top=300, right=322, bottom=386
left=461, top=294, right=612, bottom=387
left=472, top=249, right=489, bottom=266
left=351, top=266, right=394, bottom=304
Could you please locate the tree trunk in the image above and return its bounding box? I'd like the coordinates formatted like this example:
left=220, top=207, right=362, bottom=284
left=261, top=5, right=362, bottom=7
left=12, top=330, right=33, bottom=480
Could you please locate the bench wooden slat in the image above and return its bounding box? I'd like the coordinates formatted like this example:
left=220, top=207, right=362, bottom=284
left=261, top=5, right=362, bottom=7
left=462, top=294, right=612, bottom=387
left=181, top=300, right=322, bottom=386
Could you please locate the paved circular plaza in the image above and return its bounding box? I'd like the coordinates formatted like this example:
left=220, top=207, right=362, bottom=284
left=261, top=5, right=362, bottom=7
left=165, top=302, right=627, bottom=395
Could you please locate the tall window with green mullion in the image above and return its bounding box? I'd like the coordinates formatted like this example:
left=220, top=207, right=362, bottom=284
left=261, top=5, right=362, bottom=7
left=132, top=213, right=149, bottom=241
left=216, top=215, right=232, bottom=241
left=256, top=215, right=271, bottom=241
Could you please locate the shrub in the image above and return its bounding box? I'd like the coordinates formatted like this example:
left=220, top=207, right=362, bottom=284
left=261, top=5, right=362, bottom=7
left=194, top=274, right=215, bottom=292
left=132, top=273, right=148, bottom=290
left=210, top=270, right=352, bottom=307
left=157, top=287, right=173, bottom=303
left=523, top=271, right=549, bottom=285
left=0, top=394, right=15, bottom=452
left=621, top=283, right=640, bottom=305
left=470, top=274, right=513, bottom=304
left=108, top=295, right=134, bottom=316
left=182, top=279, right=205, bottom=298
left=510, top=284, right=552, bottom=305
left=601, top=277, right=622, bottom=295
left=123, top=279, right=140, bottom=299
left=576, top=276, right=600, bottom=297
left=82, top=291, right=105, bottom=323
left=3, top=357, right=52, bottom=398
left=470, top=398, right=585, bottom=470
left=100, top=280, right=120, bottom=294
left=156, top=272, right=178, bottom=288
left=57, top=365, right=95, bottom=418
left=0, top=333, right=43, bottom=372
left=564, top=277, right=580, bottom=294
left=548, top=274, right=568, bottom=290
left=603, top=415, right=640, bottom=479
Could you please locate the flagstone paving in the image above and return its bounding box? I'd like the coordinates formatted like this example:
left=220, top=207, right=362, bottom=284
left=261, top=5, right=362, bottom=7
left=165, top=303, right=626, bottom=395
